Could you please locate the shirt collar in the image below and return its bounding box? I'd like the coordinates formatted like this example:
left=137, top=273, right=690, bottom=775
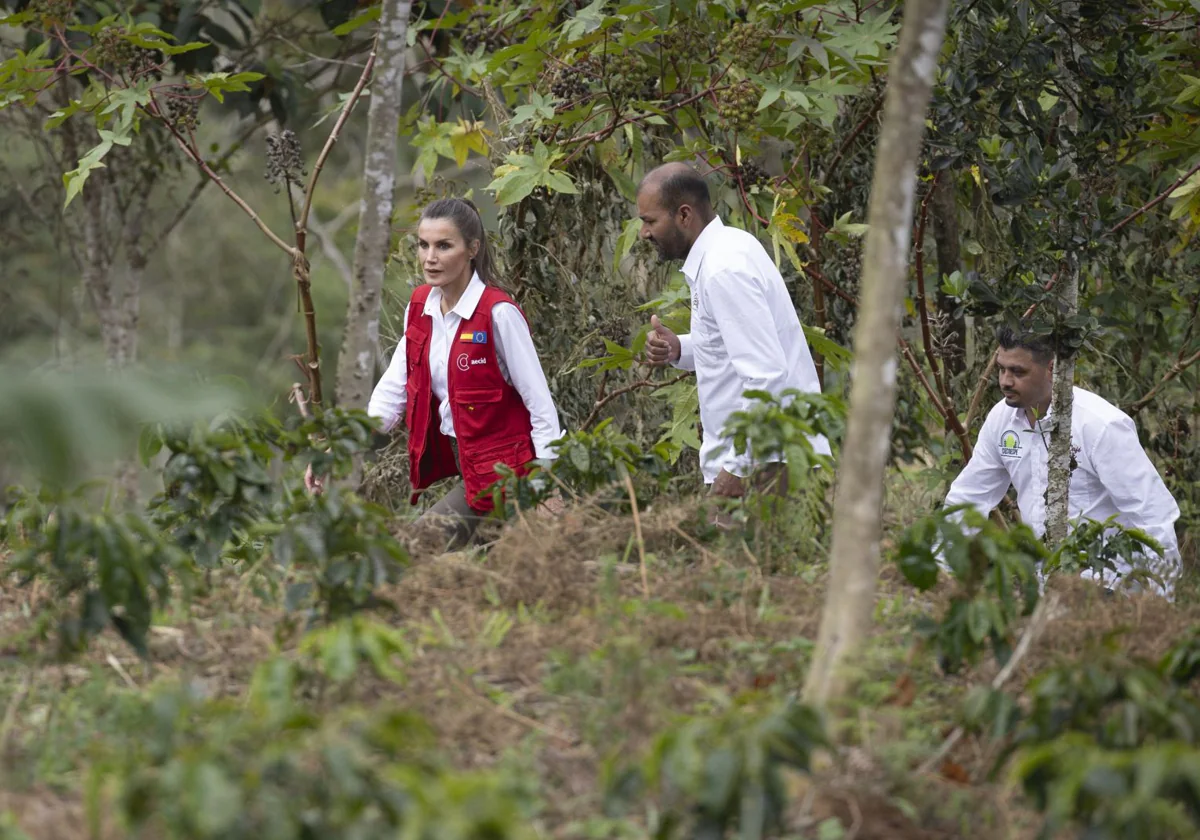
left=681, top=216, right=724, bottom=283
left=1007, top=398, right=1057, bottom=430
left=423, top=272, right=486, bottom=319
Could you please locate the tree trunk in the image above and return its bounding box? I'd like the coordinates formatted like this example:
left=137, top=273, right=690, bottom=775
left=336, top=0, right=413, bottom=410
left=802, top=0, right=950, bottom=707
left=1043, top=260, right=1079, bottom=546
left=931, top=174, right=966, bottom=376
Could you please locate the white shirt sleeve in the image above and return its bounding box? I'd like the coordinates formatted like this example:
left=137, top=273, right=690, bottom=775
left=491, top=302, right=564, bottom=460
left=944, top=411, right=1013, bottom=517
left=673, top=333, right=697, bottom=372
left=704, top=268, right=792, bottom=477
left=366, top=303, right=410, bottom=433
left=1088, top=416, right=1182, bottom=564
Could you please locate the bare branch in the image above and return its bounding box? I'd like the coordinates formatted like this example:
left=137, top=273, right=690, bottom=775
left=297, top=50, right=377, bottom=239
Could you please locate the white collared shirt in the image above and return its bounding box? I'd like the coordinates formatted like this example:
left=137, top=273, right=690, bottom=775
left=671, top=216, right=831, bottom=483
left=367, top=274, right=563, bottom=459
left=945, top=387, right=1181, bottom=585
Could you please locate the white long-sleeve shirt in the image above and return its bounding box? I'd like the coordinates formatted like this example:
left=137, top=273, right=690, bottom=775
left=945, top=387, right=1181, bottom=588
left=367, top=274, right=563, bottom=459
left=671, top=216, right=831, bottom=483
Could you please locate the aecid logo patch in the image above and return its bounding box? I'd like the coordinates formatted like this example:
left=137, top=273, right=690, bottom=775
left=999, top=429, right=1022, bottom=458
left=456, top=353, right=487, bottom=372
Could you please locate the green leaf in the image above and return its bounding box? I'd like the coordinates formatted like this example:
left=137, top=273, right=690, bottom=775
left=323, top=623, right=358, bottom=683
left=127, top=35, right=209, bottom=55
left=613, top=217, right=643, bottom=273
left=63, top=137, right=115, bottom=208
left=966, top=600, right=991, bottom=644
left=332, top=5, right=380, bottom=35
left=193, top=71, right=266, bottom=103
left=192, top=763, right=242, bottom=836
left=44, top=102, right=81, bottom=130
left=137, top=426, right=163, bottom=466
left=897, top=546, right=939, bottom=590
left=511, top=92, right=556, bottom=126
left=757, top=86, right=783, bottom=112
left=210, top=462, right=236, bottom=496
left=543, top=169, right=578, bottom=194
left=803, top=325, right=852, bottom=370
left=562, top=0, right=610, bottom=41
left=489, top=166, right=540, bottom=206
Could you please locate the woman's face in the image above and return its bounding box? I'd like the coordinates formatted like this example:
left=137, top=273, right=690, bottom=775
left=416, top=218, right=478, bottom=289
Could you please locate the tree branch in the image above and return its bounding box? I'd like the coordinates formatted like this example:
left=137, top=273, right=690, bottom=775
left=152, top=97, right=296, bottom=257
left=296, top=50, right=376, bottom=242
left=914, top=175, right=953, bottom=408
left=825, top=91, right=884, bottom=180
left=1108, top=158, right=1200, bottom=236
left=581, top=373, right=689, bottom=429
left=146, top=113, right=276, bottom=255
left=1126, top=348, right=1200, bottom=415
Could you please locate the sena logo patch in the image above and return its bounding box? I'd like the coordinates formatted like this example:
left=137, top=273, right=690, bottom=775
left=999, top=429, right=1022, bottom=458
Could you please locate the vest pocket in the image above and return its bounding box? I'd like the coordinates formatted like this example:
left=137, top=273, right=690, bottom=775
left=461, top=437, right=536, bottom=511
left=453, top=387, right=503, bottom=439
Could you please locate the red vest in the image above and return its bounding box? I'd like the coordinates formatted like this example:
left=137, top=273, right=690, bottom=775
left=403, top=285, right=537, bottom=513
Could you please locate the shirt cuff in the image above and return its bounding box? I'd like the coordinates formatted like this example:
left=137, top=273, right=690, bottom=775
left=672, top=333, right=696, bottom=371
left=533, top=433, right=563, bottom=461
left=724, top=450, right=751, bottom=479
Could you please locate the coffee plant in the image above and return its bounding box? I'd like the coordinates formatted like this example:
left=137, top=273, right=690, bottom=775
left=2, top=488, right=190, bottom=656
left=895, top=507, right=1046, bottom=672
left=606, top=696, right=827, bottom=840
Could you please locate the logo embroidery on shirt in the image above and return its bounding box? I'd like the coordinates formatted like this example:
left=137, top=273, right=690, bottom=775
left=999, top=430, right=1022, bottom=458
left=470, top=357, right=487, bottom=366
left=459, top=331, right=488, bottom=344
left=456, top=353, right=470, bottom=371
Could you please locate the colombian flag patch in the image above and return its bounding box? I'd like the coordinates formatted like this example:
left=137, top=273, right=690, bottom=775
left=459, top=331, right=488, bottom=344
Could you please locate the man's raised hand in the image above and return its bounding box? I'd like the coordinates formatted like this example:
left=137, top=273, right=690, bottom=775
left=645, top=314, right=681, bottom=367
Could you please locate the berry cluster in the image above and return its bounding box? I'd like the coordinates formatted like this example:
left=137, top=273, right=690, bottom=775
left=462, top=10, right=509, bottom=53
left=720, top=21, right=773, bottom=66
left=602, top=50, right=656, bottom=101
left=737, top=160, right=769, bottom=189
left=550, top=66, right=589, bottom=104
left=265, top=130, right=306, bottom=192
left=164, top=95, right=201, bottom=131
left=716, top=79, right=761, bottom=133
left=93, top=26, right=137, bottom=68
left=412, top=186, right=438, bottom=208
left=658, top=24, right=707, bottom=67
left=28, top=0, right=74, bottom=24
left=129, top=48, right=164, bottom=81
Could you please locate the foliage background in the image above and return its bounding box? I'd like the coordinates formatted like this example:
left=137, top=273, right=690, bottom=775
left=2, top=0, right=1200, bottom=836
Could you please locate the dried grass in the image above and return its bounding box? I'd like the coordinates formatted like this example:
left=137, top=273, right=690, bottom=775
left=4, top=503, right=1199, bottom=839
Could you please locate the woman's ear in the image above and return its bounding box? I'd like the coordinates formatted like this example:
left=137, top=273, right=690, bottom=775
left=469, top=240, right=480, bottom=261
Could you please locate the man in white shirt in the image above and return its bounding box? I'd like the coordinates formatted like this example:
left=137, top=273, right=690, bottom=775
left=945, top=325, right=1181, bottom=594
left=636, top=162, right=830, bottom=498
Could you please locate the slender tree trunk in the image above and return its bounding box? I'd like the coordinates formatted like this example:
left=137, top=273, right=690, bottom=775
left=1043, top=259, right=1079, bottom=546
left=803, top=0, right=950, bottom=707
left=931, top=174, right=966, bottom=376
left=336, top=0, right=413, bottom=409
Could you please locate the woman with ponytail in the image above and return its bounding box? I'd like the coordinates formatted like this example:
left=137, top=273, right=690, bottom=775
left=321, top=197, right=564, bottom=546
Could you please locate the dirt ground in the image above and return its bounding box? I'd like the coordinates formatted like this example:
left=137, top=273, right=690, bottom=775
left=2, top=500, right=1197, bottom=839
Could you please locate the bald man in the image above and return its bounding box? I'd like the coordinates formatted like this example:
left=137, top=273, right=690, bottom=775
left=637, top=163, right=830, bottom=501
